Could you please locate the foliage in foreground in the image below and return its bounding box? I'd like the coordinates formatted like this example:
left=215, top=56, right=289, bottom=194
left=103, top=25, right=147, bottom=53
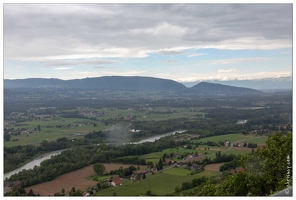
left=189, top=132, right=292, bottom=196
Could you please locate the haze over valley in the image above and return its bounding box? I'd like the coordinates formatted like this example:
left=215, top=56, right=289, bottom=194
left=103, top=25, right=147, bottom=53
left=3, top=3, right=292, bottom=197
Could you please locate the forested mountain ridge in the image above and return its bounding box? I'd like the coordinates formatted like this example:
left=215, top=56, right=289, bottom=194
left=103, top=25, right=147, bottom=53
left=190, top=82, right=262, bottom=95
left=4, top=76, right=262, bottom=95
left=4, top=76, right=187, bottom=91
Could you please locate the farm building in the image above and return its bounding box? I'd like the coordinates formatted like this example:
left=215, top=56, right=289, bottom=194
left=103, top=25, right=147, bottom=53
left=111, top=177, right=122, bottom=187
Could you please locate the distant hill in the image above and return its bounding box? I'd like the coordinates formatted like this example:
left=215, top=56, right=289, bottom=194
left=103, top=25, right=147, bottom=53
left=189, top=82, right=262, bottom=95
left=4, top=76, right=263, bottom=95
left=182, top=77, right=292, bottom=90
left=4, top=76, right=187, bottom=91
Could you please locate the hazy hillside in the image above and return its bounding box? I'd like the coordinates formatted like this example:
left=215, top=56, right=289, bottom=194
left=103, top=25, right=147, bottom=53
left=4, top=76, right=187, bottom=91
left=4, top=76, right=263, bottom=95
left=190, top=82, right=262, bottom=95
left=182, top=77, right=292, bottom=90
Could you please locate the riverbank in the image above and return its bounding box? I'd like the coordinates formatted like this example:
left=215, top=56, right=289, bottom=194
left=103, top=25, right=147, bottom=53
left=3, top=130, right=187, bottom=180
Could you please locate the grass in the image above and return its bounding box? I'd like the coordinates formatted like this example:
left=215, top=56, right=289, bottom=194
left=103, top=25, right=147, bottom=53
left=97, top=107, right=207, bottom=122
left=4, top=106, right=208, bottom=147
left=241, top=136, right=268, bottom=144
left=4, top=117, right=108, bottom=147
left=162, top=167, right=193, bottom=176
left=94, top=169, right=219, bottom=196
left=223, top=149, right=253, bottom=155
left=140, top=147, right=220, bottom=164
left=88, top=174, right=114, bottom=182
left=198, top=134, right=254, bottom=144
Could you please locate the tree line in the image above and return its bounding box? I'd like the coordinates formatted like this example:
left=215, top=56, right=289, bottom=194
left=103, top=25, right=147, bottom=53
left=177, top=132, right=292, bottom=196
left=6, top=135, right=186, bottom=190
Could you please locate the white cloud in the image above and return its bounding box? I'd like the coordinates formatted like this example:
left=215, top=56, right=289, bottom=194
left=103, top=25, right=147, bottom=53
left=54, top=67, right=71, bottom=70
left=129, top=22, right=188, bottom=37
left=74, top=70, right=147, bottom=79
left=156, top=71, right=292, bottom=83
left=218, top=69, right=237, bottom=73
left=210, top=57, right=267, bottom=65
left=187, top=53, right=207, bottom=57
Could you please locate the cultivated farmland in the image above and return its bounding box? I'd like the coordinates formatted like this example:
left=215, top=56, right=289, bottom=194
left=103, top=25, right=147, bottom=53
left=24, top=163, right=147, bottom=196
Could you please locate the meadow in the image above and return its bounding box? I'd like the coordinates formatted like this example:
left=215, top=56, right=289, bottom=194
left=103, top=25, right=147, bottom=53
left=241, top=136, right=268, bottom=144
left=197, top=133, right=254, bottom=143
left=94, top=168, right=219, bottom=196
left=140, top=147, right=224, bottom=164
left=98, top=106, right=206, bottom=121
left=4, top=117, right=108, bottom=147
left=4, top=106, right=207, bottom=147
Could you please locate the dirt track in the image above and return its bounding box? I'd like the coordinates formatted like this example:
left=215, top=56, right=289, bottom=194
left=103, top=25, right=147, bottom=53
left=24, top=163, right=146, bottom=196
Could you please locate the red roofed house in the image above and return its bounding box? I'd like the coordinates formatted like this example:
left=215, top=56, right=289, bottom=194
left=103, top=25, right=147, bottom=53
left=111, top=176, right=122, bottom=187
left=166, top=159, right=174, bottom=165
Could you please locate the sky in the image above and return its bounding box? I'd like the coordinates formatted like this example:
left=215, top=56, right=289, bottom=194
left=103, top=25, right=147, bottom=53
left=3, top=3, right=293, bottom=84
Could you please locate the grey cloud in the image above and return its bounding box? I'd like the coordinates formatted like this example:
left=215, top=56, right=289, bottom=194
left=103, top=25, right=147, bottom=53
left=40, top=58, right=119, bottom=66
left=157, top=50, right=184, bottom=55
left=4, top=4, right=292, bottom=61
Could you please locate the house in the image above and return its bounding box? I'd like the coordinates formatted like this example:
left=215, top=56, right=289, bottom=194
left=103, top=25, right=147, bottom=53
left=83, top=192, right=90, bottom=196
left=184, top=154, right=193, bottom=160
left=131, top=171, right=146, bottom=181
left=166, top=159, right=174, bottom=165
left=130, top=173, right=138, bottom=181
left=111, top=177, right=122, bottom=187
left=151, top=167, right=158, bottom=172
left=225, top=140, right=230, bottom=147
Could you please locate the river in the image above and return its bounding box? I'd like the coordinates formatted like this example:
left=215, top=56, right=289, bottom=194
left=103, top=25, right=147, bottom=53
left=3, top=150, right=65, bottom=180
left=3, top=130, right=187, bottom=180
left=127, top=130, right=187, bottom=144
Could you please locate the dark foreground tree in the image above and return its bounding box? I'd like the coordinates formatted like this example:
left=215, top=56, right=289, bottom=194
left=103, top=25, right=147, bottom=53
left=194, top=132, right=292, bottom=196
left=93, top=163, right=106, bottom=176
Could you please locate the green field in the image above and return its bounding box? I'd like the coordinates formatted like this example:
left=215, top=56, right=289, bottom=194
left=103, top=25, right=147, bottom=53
left=4, top=106, right=208, bottom=147
left=4, top=117, right=108, bottom=147
left=241, top=136, right=268, bottom=144
left=162, top=167, right=193, bottom=176
left=223, top=149, right=253, bottom=155
left=198, top=134, right=254, bottom=143
left=140, top=147, right=223, bottom=164
left=98, top=107, right=207, bottom=121
left=94, top=169, right=219, bottom=196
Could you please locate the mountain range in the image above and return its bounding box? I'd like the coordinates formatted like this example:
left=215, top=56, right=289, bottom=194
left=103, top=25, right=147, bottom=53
left=4, top=76, right=263, bottom=95
left=182, top=77, right=292, bottom=90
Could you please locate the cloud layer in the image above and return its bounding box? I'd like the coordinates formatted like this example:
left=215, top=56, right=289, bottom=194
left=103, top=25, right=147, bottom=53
left=3, top=4, right=292, bottom=81
left=4, top=4, right=292, bottom=62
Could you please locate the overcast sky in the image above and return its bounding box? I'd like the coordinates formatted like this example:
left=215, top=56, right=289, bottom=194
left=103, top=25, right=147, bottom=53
left=3, top=3, right=293, bottom=83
